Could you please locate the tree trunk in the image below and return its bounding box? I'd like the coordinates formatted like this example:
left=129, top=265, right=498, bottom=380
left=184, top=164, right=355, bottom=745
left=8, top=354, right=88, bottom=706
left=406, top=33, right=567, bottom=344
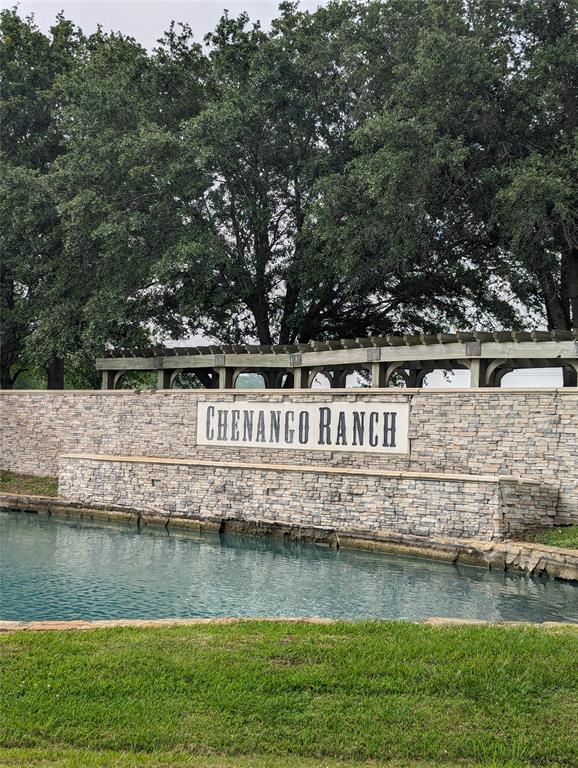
left=547, top=250, right=577, bottom=386
left=0, top=270, right=18, bottom=388
left=46, top=357, right=65, bottom=389
left=539, top=267, right=570, bottom=330
left=279, top=276, right=300, bottom=344
left=566, top=247, right=578, bottom=329
left=248, top=296, right=273, bottom=345
left=0, top=364, right=14, bottom=389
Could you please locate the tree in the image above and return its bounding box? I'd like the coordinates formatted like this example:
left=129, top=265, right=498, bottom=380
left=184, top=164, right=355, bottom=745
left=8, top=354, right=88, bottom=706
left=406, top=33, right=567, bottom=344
left=158, top=0, right=567, bottom=343
left=45, top=23, right=208, bottom=373
left=0, top=164, right=57, bottom=387
left=0, top=12, right=206, bottom=386
left=2, top=1, right=576, bottom=389
left=0, top=9, right=80, bottom=387
left=317, top=0, right=577, bottom=335
left=497, top=0, right=577, bottom=331
left=155, top=3, right=365, bottom=344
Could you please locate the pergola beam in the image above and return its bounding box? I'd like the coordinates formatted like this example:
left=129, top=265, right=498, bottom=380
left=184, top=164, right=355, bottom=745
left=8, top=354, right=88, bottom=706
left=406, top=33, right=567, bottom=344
left=96, top=340, right=577, bottom=372
left=96, top=334, right=578, bottom=390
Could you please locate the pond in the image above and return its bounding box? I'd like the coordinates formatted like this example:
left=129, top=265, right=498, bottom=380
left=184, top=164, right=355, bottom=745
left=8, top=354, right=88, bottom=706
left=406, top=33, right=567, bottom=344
left=1, top=510, right=577, bottom=623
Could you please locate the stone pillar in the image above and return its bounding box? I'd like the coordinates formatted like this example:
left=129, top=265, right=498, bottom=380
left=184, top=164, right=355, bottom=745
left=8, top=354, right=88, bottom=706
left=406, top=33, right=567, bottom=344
left=101, top=370, right=116, bottom=390
left=292, top=367, right=307, bottom=389
left=157, top=370, right=172, bottom=389
left=217, top=367, right=234, bottom=389
left=468, top=359, right=488, bottom=388
left=262, top=371, right=273, bottom=388
left=371, top=361, right=386, bottom=388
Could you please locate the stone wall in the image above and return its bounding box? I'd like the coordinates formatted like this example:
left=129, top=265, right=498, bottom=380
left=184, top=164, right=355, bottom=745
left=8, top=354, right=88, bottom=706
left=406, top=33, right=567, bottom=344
left=57, top=455, right=556, bottom=541
left=1, top=388, right=577, bottom=524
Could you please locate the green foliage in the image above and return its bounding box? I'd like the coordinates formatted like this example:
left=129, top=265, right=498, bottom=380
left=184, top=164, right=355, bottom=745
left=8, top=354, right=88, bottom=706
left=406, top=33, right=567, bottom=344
left=0, top=10, right=81, bottom=387
left=518, top=525, right=578, bottom=550
left=0, top=9, right=80, bottom=168
left=1, top=1, right=577, bottom=387
left=0, top=9, right=205, bottom=387
left=0, top=470, right=57, bottom=496
left=1, top=622, right=577, bottom=764
left=0, top=164, right=55, bottom=386
left=115, top=372, right=157, bottom=390
left=172, top=371, right=210, bottom=388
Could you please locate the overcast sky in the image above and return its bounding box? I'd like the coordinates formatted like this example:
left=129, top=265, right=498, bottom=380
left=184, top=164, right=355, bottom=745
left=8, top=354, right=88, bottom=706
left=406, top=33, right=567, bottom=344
left=4, top=0, right=561, bottom=386
left=6, top=0, right=324, bottom=48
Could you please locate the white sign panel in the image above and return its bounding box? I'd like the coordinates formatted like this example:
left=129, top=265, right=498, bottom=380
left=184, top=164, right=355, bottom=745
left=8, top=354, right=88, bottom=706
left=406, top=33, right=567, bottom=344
left=197, top=401, right=409, bottom=454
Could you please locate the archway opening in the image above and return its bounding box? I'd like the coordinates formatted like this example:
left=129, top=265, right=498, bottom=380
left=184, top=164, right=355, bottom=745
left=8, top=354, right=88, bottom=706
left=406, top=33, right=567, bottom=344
left=171, top=372, right=204, bottom=389
left=422, top=369, right=469, bottom=388
left=116, top=372, right=157, bottom=390
left=346, top=370, right=370, bottom=387
left=235, top=372, right=267, bottom=389
left=310, top=371, right=332, bottom=389
left=500, top=368, right=564, bottom=387
left=387, top=369, right=410, bottom=387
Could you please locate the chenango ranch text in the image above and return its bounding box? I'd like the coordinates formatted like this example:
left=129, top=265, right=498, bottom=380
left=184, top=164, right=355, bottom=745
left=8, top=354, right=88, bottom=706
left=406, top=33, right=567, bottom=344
left=197, top=401, right=409, bottom=454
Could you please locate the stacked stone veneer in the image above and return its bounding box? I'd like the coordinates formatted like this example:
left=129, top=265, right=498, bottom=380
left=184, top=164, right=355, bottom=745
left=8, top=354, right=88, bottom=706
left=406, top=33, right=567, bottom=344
left=57, top=455, right=556, bottom=541
left=1, top=388, right=577, bottom=529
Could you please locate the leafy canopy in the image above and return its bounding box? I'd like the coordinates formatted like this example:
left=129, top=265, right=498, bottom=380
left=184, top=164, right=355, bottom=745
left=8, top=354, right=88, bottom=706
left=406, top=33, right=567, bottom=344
left=1, top=0, right=576, bottom=387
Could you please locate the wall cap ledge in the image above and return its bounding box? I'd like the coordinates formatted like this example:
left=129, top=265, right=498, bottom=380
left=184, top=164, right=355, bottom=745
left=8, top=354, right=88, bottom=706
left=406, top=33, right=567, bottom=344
left=58, top=452, right=542, bottom=485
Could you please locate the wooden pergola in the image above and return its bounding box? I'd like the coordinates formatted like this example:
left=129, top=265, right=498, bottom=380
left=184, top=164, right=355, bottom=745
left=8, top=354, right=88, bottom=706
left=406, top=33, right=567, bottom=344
left=96, top=330, right=578, bottom=389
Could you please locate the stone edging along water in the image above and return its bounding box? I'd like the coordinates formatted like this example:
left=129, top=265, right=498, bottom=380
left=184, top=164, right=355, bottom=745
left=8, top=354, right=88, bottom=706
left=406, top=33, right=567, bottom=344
left=1, top=492, right=577, bottom=583
left=1, top=617, right=577, bottom=632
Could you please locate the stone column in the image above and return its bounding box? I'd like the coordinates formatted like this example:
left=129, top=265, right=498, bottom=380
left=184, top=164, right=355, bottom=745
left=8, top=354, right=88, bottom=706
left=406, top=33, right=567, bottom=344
left=101, top=370, right=116, bottom=390
left=157, top=370, right=172, bottom=389
left=371, top=361, right=386, bottom=388
left=262, top=371, right=276, bottom=389
left=292, top=367, right=307, bottom=389
left=217, top=367, right=234, bottom=389
left=468, top=358, right=488, bottom=388
left=290, top=353, right=307, bottom=389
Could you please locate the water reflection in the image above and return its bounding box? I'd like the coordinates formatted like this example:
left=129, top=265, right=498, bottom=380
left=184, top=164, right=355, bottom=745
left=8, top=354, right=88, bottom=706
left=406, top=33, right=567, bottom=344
left=1, top=510, right=576, bottom=623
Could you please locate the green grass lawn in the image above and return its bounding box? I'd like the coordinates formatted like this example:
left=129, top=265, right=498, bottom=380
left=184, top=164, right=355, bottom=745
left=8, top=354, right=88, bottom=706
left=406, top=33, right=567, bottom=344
left=0, top=470, right=57, bottom=497
left=1, top=622, right=577, bottom=767
left=516, top=526, right=578, bottom=550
